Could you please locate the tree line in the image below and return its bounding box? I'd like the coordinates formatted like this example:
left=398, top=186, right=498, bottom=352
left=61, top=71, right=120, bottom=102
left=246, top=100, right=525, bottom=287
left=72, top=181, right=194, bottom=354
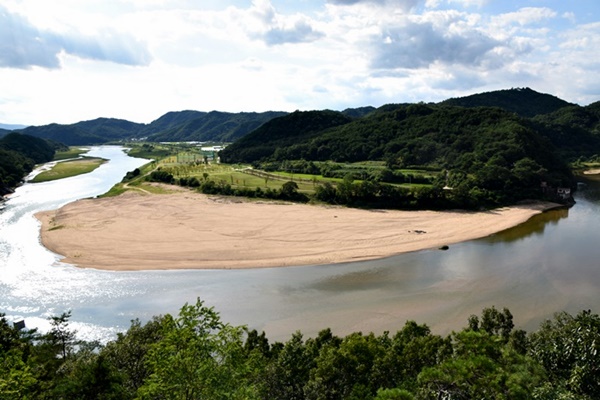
left=2, top=301, right=598, bottom=399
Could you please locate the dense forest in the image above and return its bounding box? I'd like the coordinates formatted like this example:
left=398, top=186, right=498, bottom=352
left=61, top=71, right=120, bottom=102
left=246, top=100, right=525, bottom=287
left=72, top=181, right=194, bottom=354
left=440, top=87, right=574, bottom=118
left=0, top=133, right=59, bottom=195
left=220, top=104, right=575, bottom=207
left=2, top=301, right=598, bottom=399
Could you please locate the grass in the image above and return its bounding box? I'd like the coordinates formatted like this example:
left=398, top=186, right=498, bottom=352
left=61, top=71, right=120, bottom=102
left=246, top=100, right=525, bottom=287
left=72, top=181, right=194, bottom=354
left=31, top=157, right=107, bottom=183
left=53, top=147, right=89, bottom=161
left=104, top=142, right=437, bottom=199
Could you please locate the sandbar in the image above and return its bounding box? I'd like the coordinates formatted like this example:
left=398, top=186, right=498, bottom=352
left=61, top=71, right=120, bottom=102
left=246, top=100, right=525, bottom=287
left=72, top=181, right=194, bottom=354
left=36, top=191, right=559, bottom=271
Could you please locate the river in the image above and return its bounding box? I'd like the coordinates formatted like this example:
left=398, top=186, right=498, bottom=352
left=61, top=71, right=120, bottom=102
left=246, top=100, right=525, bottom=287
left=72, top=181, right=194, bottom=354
left=1, top=146, right=599, bottom=342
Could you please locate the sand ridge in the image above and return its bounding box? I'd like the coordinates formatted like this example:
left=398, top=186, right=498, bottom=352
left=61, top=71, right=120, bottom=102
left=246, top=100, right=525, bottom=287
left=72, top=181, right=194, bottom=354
left=36, top=191, right=559, bottom=271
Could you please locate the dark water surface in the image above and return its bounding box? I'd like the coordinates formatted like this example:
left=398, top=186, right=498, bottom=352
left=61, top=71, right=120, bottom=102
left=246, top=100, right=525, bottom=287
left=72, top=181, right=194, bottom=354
left=1, top=147, right=599, bottom=341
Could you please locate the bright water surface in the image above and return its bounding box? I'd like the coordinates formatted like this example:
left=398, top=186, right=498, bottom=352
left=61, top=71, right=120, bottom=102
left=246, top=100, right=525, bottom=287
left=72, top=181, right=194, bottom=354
left=1, top=146, right=600, bottom=342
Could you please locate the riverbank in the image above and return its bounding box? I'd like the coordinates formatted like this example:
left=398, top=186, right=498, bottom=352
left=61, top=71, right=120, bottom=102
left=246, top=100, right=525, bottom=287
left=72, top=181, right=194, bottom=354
left=36, top=191, right=560, bottom=271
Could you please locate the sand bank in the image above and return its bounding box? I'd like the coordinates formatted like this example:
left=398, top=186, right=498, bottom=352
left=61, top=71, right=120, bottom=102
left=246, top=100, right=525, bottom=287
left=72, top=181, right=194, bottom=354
left=36, top=191, right=559, bottom=271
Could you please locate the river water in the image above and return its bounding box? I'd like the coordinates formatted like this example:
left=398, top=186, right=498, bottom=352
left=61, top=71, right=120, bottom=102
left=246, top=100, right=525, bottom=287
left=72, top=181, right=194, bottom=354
left=1, top=146, right=600, bottom=342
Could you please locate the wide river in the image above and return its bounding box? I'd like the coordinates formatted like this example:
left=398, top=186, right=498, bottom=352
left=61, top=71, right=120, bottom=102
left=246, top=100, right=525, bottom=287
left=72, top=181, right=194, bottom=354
left=1, top=146, right=599, bottom=342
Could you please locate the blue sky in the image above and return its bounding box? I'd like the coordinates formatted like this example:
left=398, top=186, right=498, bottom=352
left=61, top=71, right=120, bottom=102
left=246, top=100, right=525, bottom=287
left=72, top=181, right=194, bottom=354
left=1, top=0, right=599, bottom=125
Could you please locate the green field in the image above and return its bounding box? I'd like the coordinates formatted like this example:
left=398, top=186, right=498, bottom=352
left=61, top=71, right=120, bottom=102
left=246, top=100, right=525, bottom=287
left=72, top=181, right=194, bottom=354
left=31, top=157, right=107, bottom=183
left=110, top=142, right=438, bottom=202
left=53, top=147, right=90, bottom=161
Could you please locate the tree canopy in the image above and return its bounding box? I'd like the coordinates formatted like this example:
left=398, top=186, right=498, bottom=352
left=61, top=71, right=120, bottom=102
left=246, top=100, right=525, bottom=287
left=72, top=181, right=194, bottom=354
left=1, top=303, right=599, bottom=399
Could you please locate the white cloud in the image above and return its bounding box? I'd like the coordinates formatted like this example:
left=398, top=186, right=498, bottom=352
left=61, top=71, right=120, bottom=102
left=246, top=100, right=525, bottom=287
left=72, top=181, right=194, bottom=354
left=1, top=0, right=599, bottom=125
left=492, top=7, right=557, bottom=27
left=0, top=4, right=151, bottom=69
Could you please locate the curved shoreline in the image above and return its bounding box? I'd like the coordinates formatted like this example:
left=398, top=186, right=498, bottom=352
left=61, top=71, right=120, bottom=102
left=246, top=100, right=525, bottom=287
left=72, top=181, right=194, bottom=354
left=36, top=191, right=561, bottom=271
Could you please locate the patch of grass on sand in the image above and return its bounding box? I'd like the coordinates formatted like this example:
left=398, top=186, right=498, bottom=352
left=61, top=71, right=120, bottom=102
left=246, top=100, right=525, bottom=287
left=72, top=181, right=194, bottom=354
left=31, top=157, right=106, bottom=183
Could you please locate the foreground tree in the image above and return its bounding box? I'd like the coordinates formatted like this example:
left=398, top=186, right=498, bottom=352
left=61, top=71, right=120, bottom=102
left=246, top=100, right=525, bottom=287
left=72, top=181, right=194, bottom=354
left=529, top=310, right=600, bottom=398
left=137, top=299, right=259, bottom=399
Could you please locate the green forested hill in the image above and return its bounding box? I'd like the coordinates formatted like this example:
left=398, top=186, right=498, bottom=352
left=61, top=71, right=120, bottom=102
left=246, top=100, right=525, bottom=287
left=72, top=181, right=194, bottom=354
left=221, top=104, right=574, bottom=206
left=20, top=123, right=108, bottom=145
left=147, top=111, right=288, bottom=142
left=139, top=110, right=207, bottom=137
left=17, top=111, right=287, bottom=145
left=440, top=87, right=573, bottom=117
left=74, top=118, right=145, bottom=140
left=219, top=110, right=353, bottom=163
left=532, top=102, right=600, bottom=160
left=0, top=133, right=56, bottom=193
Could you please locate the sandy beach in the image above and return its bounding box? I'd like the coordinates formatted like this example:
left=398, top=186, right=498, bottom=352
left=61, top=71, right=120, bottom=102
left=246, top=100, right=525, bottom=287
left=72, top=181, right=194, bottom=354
left=36, top=191, right=558, bottom=271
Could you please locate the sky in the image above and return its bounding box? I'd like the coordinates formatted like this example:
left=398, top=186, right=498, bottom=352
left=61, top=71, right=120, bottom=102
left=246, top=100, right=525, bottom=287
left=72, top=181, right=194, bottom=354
left=1, top=0, right=599, bottom=126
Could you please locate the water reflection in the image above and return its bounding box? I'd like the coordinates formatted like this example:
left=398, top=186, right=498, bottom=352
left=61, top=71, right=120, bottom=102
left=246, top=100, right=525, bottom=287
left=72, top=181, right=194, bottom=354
left=484, top=208, right=569, bottom=244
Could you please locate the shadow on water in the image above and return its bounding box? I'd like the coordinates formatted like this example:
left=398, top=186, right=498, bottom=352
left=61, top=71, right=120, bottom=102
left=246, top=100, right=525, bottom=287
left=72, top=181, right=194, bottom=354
left=484, top=208, right=569, bottom=244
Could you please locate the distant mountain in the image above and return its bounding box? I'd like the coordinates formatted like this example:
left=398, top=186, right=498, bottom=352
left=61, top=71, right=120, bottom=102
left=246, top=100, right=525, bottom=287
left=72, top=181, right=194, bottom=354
left=75, top=118, right=145, bottom=140
left=20, top=124, right=106, bottom=146
left=140, top=110, right=207, bottom=137
left=147, top=111, right=288, bottom=142
left=219, top=110, right=353, bottom=163
left=341, top=106, right=376, bottom=118
left=0, top=123, right=28, bottom=130
left=0, top=128, right=9, bottom=138
left=440, top=87, right=574, bottom=118
left=17, top=111, right=287, bottom=145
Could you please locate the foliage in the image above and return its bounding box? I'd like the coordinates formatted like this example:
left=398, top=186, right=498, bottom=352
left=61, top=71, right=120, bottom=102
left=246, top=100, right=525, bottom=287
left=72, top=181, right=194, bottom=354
left=147, top=110, right=288, bottom=142
left=219, top=110, right=353, bottom=164
left=528, top=310, right=600, bottom=398
left=1, top=305, right=600, bottom=399
left=0, top=133, right=56, bottom=194
left=440, top=87, right=573, bottom=118
left=219, top=104, right=575, bottom=207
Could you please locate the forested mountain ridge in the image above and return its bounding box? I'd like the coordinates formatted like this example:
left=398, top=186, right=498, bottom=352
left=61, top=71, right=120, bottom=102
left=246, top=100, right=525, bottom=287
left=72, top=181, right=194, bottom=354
left=440, top=87, right=574, bottom=118
left=139, top=110, right=207, bottom=136
left=146, top=111, right=288, bottom=142
left=219, top=110, right=354, bottom=163
left=17, top=111, right=288, bottom=145
left=10, top=88, right=587, bottom=147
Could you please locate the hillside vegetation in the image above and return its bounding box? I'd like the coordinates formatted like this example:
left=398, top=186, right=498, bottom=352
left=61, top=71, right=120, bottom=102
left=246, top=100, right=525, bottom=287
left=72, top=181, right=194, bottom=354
left=220, top=104, right=574, bottom=207
left=1, top=302, right=598, bottom=399
left=440, top=87, right=574, bottom=118
left=0, top=133, right=58, bottom=194
left=19, top=111, right=288, bottom=145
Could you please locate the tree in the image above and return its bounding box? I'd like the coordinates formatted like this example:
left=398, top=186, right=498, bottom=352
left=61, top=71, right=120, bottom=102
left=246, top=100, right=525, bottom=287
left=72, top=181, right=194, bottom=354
left=280, top=180, right=299, bottom=198
left=48, top=311, right=77, bottom=360
left=137, top=298, right=258, bottom=399
left=417, top=330, right=545, bottom=399
left=528, top=310, right=600, bottom=398
left=262, top=331, right=312, bottom=400
left=101, top=317, right=166, bottom=398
